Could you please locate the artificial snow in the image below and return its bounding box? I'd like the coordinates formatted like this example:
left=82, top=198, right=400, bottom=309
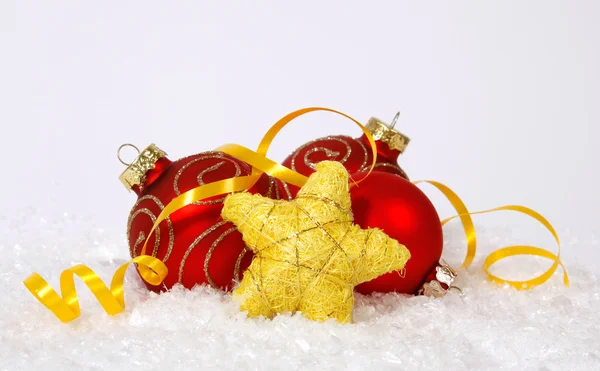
left=1, top=210, right=599, bottom=371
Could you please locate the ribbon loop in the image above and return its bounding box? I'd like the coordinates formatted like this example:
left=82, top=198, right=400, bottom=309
left=26, top=107, right=379, bottom=323
left=484, top=245, right=569, bottom=289
left=415, top=181, right=569, bottom=289
left=139, top=107, right=378, bottom=257
left=217, top=143, right=308, bottom=187
left=25, top=107, right=569, bottom=324
left=413, top=180, right=477, bottom=268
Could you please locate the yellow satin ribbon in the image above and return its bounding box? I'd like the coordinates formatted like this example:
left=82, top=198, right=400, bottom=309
left=24, top=107, right=377, bottom=323
left=23, top=255, right=167, bottom=323
left=24, top=106, right=569, bottom=323
left=415, top=181, right=569, bottom=290
left=137, top=107, right=377, bottom=263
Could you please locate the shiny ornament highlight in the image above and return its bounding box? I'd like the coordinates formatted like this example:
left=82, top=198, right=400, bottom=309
left=350, top=171, right=444, bottom=295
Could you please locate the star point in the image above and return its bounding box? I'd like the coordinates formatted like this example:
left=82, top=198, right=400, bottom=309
left=222, top=161, right=410, bottom=323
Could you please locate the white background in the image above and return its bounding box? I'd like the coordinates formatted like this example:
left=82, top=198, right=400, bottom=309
left=1, top=1, right=598, bottom=241
left=2, top=5, right=598, bottom=369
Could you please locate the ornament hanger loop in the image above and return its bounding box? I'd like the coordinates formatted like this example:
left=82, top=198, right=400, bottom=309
left=117, top=144, right=141, bottom=166
left=390, top=111, right=401, bottom=128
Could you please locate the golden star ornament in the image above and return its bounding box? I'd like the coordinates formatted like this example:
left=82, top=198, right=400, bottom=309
left=221, top=161, right=410, bottom=323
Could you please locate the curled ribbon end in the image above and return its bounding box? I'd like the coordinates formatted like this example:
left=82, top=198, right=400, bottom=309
left=416, top=181, right=569, bottom=291
left=134, top=255, right=168, bottom=286
left=562, top=268, right=571, bottom=287
left=25, top=107, right=570, bottom=326
left=483, top=246, right=569, bottom=290
left=25, top=107, right=374, bottom=324
left=24, top=256, right=168, bottom=323
left=23, top=273, right=79, bottom=323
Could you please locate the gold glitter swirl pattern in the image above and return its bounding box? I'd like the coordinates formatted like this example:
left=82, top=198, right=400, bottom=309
left=178, top=220, right=228, bottom=285
left=234, top=247, right=250, bottom=283
left=289, top=135, right=408, bottom=179
left=268, top=175, right=293, bottom=201
left=272, top=177, right=280, bottom=200
left=127, top=195, right=175, bottom=262
left=290, top=136, right=359, bottom=171
left=173, top=152, right=243, bottom=205
left=173, top=152, right=253, bottom=288
left=128, top=209, right=160, bottom=258
left=203, top=226, right=239, bottom=288
left=265, top=175, right=275, bottom=199
left=280, top=180, right=293, bottom=200
left=304, top=148, right=340, bottom=169
left=132, top=232, right=146, bottom=257
left=354, top=138, right=369, bottom=171
left=197, top=162, right=226, bottom=185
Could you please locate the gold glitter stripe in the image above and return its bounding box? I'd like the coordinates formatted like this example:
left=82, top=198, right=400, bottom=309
left=280, top=180, right=293, bottom=200
left=132, top=232, right=146, bottom=258
left=197, top=162, right=226, bottom=185
left=127, top=208, right=160, bottom=258
left=127, top=195, right=174, bottom=262
left=173, top=153, right=243, bottom=206
left=354, top=137, right=369, bottom=171
left=265, top=175, right=274, bottom=199
left=290, top=136, right=354, bottom=172
left=204, top=226, right=238, bottom=289
left=304, top=147, right=340, bottom=169
left=273, top=177, right=281, bottom=200
left=178, top=220, right=228, bottom=284
left=233, top=246, right=249, bottom=283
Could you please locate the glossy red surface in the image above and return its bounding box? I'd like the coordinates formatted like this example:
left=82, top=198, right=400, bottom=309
left=350, top=172, right=444, bottom=294
left=279, top=135, right=409, bottom=197
left=127, top=152, right=272, bottom=293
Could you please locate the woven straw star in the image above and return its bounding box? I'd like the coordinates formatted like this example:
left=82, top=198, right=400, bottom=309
left=221, top=161, right=410, bottom=323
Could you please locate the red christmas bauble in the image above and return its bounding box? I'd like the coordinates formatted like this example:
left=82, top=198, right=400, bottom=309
left=121, top=145, right=278, bottom=293
left=349, top=171, right=444, bottom=294
left=278, top=116, right=410, bottom=197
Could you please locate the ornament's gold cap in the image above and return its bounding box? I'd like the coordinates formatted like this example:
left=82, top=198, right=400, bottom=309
left=419, top=260, right=461, bottom=298
left=118, top=143, right=167, bottom=191
left=365, top=114, right=410, bottom=153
